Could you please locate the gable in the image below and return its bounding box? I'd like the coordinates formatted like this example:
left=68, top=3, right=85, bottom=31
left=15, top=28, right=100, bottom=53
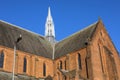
left=90, top=20, right=119, bottom=55
left=89, top=20, right=120, bottom=79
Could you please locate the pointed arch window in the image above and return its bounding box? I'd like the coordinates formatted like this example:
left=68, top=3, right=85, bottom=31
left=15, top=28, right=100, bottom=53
left=104, top=46, right=117, bottom=79
left=64, top=60, right=67, bottom=70
left=78, top=53, right=82, bottom=69
left=23, top=57, right=27, bottom=73
left=43, top=63, right=46, bottom=76
left=0, top=51, right=4, bottom=68
left=59, top=61, right=62, bottom=69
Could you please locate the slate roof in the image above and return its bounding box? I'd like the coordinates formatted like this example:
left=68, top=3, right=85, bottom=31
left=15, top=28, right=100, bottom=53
left=55, top=21, right=98, bottom=58
left=0, top=20, right=53, bottom=59
left=0, top=20, right=99, bottom=59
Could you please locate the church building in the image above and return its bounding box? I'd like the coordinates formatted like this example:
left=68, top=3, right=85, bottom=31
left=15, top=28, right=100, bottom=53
left=0, top=7, right=120, bottom=80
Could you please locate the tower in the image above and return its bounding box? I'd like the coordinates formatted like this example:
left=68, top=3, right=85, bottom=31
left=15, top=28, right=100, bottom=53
left=45, top=7, right=55, bottom=43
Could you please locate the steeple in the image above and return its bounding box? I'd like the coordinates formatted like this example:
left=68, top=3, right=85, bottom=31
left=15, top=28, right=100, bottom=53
left=48, top=7, right=51, bottom=19
left=45, top=7, right=55, bottom=43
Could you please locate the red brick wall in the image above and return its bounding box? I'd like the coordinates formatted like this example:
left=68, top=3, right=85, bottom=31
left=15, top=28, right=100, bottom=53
left=0, top=46, right=54, bottom=78
left=54, top=48, right=88, bottom=80
left=0, top=21, right=119, bottom=80
left=90, top=20, right=120, bottom=80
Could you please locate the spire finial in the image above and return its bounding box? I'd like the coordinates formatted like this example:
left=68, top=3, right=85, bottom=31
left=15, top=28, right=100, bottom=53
left=98, top=16, right=102, bottom=21
left=48, top=7, right=51, bottom=17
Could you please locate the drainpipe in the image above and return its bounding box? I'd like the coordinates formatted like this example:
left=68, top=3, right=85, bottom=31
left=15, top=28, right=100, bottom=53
left=52, top=43, right=55, bottom=79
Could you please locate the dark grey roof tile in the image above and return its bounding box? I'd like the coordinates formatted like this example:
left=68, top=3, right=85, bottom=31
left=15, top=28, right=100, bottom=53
left=0, top=20, right=99, bottom=59
left=55, top=21, right=98, bottom=59
left=0, top=20, right=53, bottom=59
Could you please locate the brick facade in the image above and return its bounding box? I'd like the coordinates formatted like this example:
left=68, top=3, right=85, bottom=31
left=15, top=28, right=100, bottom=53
left=0, top=20, right=120, bottom=80
left=0, top=46, right=54, bottom=78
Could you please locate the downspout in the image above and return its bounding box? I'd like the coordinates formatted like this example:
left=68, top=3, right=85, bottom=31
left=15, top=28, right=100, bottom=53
left=52, top=43, right=55, bottom=79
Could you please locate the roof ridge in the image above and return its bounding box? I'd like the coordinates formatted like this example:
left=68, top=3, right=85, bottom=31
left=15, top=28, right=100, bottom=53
left=0, top=20, right=44, bottom=38
left=56, top=21, right=98, bottom=44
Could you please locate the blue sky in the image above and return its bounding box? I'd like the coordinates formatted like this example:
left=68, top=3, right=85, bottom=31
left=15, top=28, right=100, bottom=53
left=0, top=0, right=120, bottom=53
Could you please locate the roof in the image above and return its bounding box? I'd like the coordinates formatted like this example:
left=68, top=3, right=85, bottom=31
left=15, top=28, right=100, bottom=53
left=0, top=20, right=99, bottom=59
left=0, top=20, right=53, bottom=59
left=55, top=21, right=98, bottom=58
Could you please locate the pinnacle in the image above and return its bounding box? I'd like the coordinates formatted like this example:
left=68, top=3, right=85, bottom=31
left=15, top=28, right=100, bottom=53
left=48, top=7, right=51, bottom=19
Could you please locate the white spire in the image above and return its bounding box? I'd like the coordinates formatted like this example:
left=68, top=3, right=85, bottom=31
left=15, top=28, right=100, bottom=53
left=45, top=7, right=55, bottom=43
left=48, top=7, right=51, bottom=19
